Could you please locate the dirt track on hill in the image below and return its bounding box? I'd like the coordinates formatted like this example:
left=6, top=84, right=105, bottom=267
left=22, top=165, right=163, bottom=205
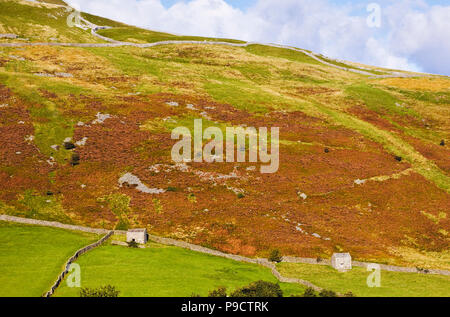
left=0, top=10, right=431, bottom=79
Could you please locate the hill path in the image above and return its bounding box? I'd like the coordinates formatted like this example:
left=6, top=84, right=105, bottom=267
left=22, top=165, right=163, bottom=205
left=0, top=6, right=433, bottom=79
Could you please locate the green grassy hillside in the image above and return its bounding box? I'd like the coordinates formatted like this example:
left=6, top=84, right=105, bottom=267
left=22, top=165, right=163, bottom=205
left=55, top=242, right=306, bottom=297
left=0, top=221, right=99, bottom=297
left=278, top=262, right=450, bottom=297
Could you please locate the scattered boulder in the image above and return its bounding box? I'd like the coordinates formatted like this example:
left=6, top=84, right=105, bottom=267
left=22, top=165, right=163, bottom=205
left=34, top=73, right=55, bottom=78
left=55, top=72, right=73, bottom=78
left=297, top=191, right=307, bottom=200
left=75, top=137, right=88, bottom=147
left=63, top=142, right=76, bottom=150
left=118, top=173, right=165, bottom=194
left=0, top=33, right=18, bottom=39
left=166, top=101, right=179, bottom=107
left=70, top=153, right=80, bottom=166
left=92, top=112, right=111, bottom=124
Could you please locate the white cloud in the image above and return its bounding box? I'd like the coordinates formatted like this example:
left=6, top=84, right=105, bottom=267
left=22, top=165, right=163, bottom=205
left=66, top=0, right=450, bottom=75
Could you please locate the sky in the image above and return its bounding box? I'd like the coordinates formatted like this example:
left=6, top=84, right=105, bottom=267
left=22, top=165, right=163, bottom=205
left=65, top=0, right=450, bottom=76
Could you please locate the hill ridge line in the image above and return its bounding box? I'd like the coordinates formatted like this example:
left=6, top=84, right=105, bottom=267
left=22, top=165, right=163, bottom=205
left=0, top=10, right=432, bottom=79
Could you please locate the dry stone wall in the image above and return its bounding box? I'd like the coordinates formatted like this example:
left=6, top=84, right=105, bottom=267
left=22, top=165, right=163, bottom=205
left=43, top=231, right=113, bottom=297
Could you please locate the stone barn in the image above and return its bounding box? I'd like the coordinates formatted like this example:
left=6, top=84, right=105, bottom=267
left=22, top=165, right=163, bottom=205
left=331, top=253, right=352, bottom=271
left=126, top=228, right=148, bottom=244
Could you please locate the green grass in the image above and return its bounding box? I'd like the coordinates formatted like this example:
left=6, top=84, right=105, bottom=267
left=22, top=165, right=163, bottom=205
left=346, top=83, right=418, bottom=117
left=55, top=244, right=306, bottom=297
left=0, top=221, right=99, bottom=297
left=204, top=76, right=311, bottom=114
left=37, top=0, right=67, bottom=5
left=399, top=89, right=450, bottom=105
left=96, top=26, right=246, bottom=44
left=233, top=63, right=272, bottom=84
left=2, top=190, right=74, bottom=223
left=244, top=44, right=322, bottom=65
left=318, top=56, right=385, bottom=75
left=278, top=69, right=328, bottom=84
left=278, top=262, right=450, bottom=297
left=81, top=12, right=126, bottom=28
left=86, top=47, right=163, bottom=78
left=0, top=0, right=100, bottom=43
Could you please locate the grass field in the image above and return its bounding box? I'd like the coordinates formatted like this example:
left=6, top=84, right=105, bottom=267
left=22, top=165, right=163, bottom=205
left=0, top=0, right=101, bottom=43
left=0, top=221, right=99, bottom=297
left=96, top=26, right=246, bottom=44
left=55, top=242, right=306, bottom=297
left=277, top=262, right=450, bottom=297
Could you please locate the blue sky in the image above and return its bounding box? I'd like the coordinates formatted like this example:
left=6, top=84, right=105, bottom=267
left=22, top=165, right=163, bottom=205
left=67, top=0, right=450, bottom=75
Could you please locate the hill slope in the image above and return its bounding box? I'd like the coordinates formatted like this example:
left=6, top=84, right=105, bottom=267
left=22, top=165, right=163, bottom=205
left=0, top=0, right=449, bottom=269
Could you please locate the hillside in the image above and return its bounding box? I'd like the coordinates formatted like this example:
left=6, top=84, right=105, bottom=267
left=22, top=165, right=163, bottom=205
left=0, top=0, right=449, bottom=269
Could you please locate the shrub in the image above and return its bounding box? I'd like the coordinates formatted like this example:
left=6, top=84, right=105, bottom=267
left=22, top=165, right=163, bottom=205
left=230, top=281, right=283, bottom=297
left=237, top=193, right=245, bottom=199
left=303, top=287, right=317, bottom=297
left=208, top=287, right=227, bottom=297
left=70, top=153, right=80, bottom=166
left=80, top=285, right=119, bottom=297
left=319, top=289, right=337, bottom=297
left=127, top=240, right=139, bottom=248
left=115, top=218, right=129, bottom=231
left=166, top=186, right=178, bottom=192
left=344, top=291, right=356, bottom=297
left=187, top=193, right=197, bottom=203
left=268, top=249, right=282, bottom=263
left=440, top=140, right=445, bottom=146
left=63, top=142, right=76, bottom=150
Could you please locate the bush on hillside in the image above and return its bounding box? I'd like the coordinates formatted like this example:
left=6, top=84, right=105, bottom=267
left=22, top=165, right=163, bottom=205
left=319, top=289, right=337, bottom=297
left=208, top=286, right=227, bottom=297
left=303, top=287, right=317, bottom=297
left=79, top=285, right=120, bottom=297
left=127, top=240, right=139, bottom=248
left=115, top=218, right=129, bottom=231
left=230, top=281, right=283, bottom=297
left=268, top=249, right=282, bottom=263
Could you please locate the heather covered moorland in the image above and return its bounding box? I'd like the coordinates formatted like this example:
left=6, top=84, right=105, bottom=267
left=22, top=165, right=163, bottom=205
left=0, top=0, right=449, bottom=275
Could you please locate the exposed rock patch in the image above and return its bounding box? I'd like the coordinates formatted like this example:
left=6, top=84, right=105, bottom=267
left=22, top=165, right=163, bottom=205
left=118, top=172, right=165, bottom=194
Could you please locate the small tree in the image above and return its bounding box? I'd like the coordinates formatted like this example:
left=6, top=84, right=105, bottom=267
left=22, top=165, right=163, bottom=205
left=269, top=249, right=282, bottom=263
left=80, top=285, right=120, bottom=297
left=208, top=287, right=227, bottom=297
left=319, top=289, right=337, bottom=297
left=230, top=281, right=283, bottom=297
left=303, top=287, right=317, bottom=297
left=127, top=240, right=139, bottom=248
